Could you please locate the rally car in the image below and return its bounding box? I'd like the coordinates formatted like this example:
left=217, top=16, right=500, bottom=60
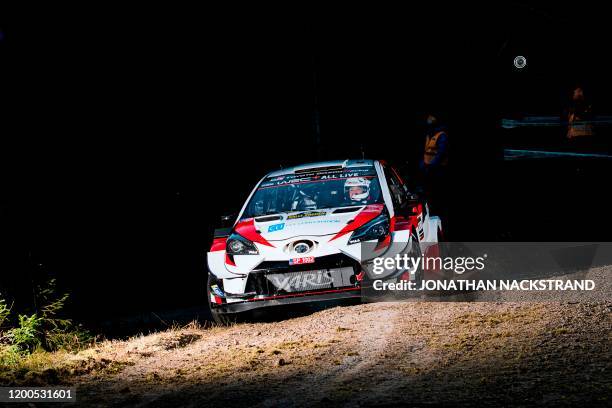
left=207, top=159, right=443, bottom=323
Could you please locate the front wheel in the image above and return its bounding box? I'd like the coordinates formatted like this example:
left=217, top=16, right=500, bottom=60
left=409, top=229, right=424, bottom=284
left=389, top=233, right=424, bottom=301
left=207, top=273, right=237, bottom=325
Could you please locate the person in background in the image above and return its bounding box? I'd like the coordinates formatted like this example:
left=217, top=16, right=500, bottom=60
left=419, top=113, right=450, bottom=232
left=566, top=86, right=594, bottom=140
left=421, top=114, right=449, bottom=169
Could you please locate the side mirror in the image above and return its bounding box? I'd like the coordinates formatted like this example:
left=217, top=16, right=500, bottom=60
left=219, top=213, right=236, bottom=228
left=213, top=227, right=232, bottom=238
left=400, top=192, right=422, bottom=214
left=406, top=193, right=421, bottom=202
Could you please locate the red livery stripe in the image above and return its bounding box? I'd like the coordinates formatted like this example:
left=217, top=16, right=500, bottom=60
left=234, top=218, right=275, bottom=247
left=329, top=204, right=384, bottom=241
left=225, top=253, right=236, bottom=266
left=210, top=237, right=227, bottom=252
left=375, top=233, right=391, bottom=251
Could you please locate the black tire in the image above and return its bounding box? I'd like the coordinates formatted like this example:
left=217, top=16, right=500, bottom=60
left=411, top=229, right=424, bottom=285
left=207, top=273, right=237, bottom=325
left=389, top=232, right=424, bottom=301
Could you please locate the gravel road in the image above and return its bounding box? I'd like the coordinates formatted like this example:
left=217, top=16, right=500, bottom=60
left=43, top=298, right=610, bottom=407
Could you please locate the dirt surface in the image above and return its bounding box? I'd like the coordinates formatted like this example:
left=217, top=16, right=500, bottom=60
left=16, top=299, right=610, bottom=407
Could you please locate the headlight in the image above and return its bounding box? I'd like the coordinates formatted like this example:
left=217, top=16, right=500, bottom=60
left=226, top=233, right=259, bottom=255
left=348, top=213, right=390, bottom=245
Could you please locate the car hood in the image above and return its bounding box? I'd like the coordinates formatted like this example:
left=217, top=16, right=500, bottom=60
left=243, top=205, right=385, bottom=242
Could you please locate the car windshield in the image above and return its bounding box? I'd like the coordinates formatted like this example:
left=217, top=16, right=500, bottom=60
left=243, top=166, right=383, bottom=218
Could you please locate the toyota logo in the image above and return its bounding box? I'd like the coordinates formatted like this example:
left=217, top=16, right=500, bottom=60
left=294, top=242, right=311, bottom=254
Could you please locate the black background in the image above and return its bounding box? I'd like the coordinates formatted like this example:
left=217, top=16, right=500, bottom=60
left=1, top=3, right=610, bottom=323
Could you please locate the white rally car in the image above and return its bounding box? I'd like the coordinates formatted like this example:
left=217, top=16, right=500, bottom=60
left=207, top=159, right=443, bottom=323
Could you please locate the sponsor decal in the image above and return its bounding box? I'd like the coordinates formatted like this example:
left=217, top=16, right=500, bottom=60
left=259, top=167, right=376, bottom=188
left=287, top=211, right=326, bottom=220
left=269, top=176, right=285, bottom=182
left=268, top=270, right=333, bottom=291
left=211, top=285, right=225, bottom=298
left=268, top=223, right=285, bottom=232
left=286, top=219, right=340, bottom=226
left=289, top=256, right=315, bottom=265
left=265, top=267, right=354, bottom=293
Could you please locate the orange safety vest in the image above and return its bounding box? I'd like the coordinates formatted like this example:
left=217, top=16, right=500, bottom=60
left=567, top=112, right=594, bottom=139
left=424, top=131, right=448, bottom=165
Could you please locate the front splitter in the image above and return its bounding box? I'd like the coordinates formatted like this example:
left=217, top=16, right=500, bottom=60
left=213, top=287, right=361, bottom=314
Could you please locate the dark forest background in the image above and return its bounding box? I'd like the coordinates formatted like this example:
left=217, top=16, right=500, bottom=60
left=1, top=3, right=611, bottom=325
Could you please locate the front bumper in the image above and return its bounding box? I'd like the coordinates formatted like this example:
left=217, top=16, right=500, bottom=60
left=210, top=253, right=363, bottom=313
left=212, top=287, right=361, bottom=314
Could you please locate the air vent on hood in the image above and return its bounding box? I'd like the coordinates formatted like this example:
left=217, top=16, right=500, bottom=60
left=332, top=207, right=361, bottom=214
left=255, top=215, right=283, bottom=223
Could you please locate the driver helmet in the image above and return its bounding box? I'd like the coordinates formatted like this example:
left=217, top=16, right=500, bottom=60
left=344, top=177, right=371, bottom=202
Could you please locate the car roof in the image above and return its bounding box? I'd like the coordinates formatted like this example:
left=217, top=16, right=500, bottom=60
left=265, top=159, right=378, bottom=177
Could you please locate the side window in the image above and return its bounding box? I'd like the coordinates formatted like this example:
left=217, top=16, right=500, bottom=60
left=383, top=167, right=406, bottom=210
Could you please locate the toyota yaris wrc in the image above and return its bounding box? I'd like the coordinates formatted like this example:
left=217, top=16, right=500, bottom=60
left=207, top=159, right=443, bottom=323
